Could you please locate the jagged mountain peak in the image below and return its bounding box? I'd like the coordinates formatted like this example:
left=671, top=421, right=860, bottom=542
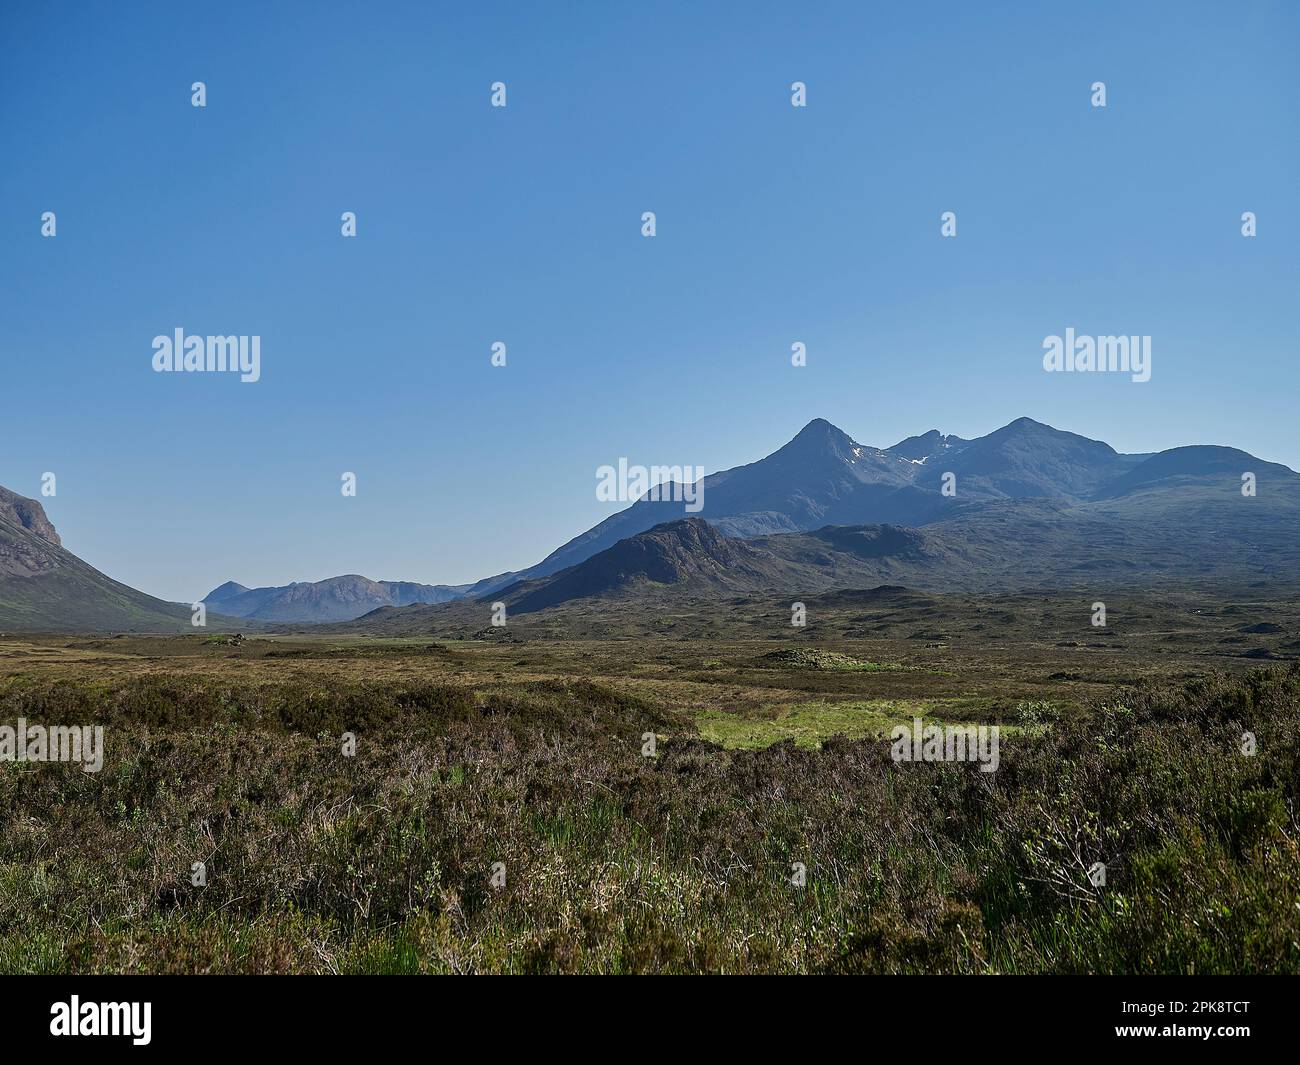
left=794, top=417, right=845, bottom=436
left=986, top=416, right=1115, bottom=451
left=887, top=428, right=966, bottom=462
left=780, top=418, right=860, bottom=456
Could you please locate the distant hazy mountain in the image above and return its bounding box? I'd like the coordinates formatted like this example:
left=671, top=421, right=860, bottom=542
left=202, top=574, right=467, bottom=623
left=468, top=416, right=1300, bottom=596
left=0, top=488, right=197, bottom=632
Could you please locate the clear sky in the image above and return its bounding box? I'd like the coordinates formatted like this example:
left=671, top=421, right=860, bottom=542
left=2, top=1, right=1296, bottom=602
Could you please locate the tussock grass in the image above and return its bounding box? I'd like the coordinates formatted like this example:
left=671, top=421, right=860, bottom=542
left=759, top=648, right=909, bottom=672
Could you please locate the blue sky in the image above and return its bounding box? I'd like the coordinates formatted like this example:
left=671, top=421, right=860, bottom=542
left=2, top=1, right=1296, bottom=602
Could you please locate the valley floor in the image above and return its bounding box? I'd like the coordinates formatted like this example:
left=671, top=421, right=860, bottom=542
left=1, top=585, right=1297, bottom=973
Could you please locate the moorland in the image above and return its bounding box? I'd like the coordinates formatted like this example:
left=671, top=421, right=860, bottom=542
left=2, top=583, right=1297, bottom=973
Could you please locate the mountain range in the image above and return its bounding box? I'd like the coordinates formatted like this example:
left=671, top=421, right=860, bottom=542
left=446, top=416, right=1300, bottom=603
left=455, top=416, right=1297, bottom=597
left=2, top=416, right=1298, bottom=631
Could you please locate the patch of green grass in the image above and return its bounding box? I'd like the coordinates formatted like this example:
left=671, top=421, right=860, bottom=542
left=696, top=699, right=928, bottom=749
left=695, top=698, right=1026, bottom=750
